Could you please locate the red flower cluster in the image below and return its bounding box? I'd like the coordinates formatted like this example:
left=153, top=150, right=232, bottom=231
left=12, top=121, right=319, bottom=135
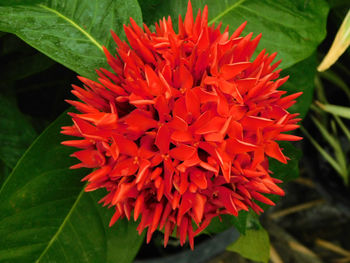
left=62, top=1, right=302, bottom=249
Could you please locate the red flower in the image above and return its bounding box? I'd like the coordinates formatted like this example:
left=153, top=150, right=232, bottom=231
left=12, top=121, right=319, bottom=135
left=62, top=1, right=302, bottom=249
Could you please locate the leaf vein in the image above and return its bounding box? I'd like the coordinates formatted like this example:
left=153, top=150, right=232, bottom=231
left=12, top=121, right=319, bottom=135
left=208, top=0, right=246, bottom=25
left=37, top=4, right=103, bottom=51
left=34, top=187, right=86, bottom=263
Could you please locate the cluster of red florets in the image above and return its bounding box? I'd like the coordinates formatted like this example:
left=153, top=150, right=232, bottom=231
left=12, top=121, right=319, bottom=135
left=61, top=1, right=302, bottom=249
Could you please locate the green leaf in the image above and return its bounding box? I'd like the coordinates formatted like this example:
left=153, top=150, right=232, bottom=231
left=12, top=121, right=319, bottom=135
left=334, top=115, right=350, bottom=142
left=0, top=0, right=45, bottom=6
left=139, top=0, right=329, bottom=69
left=0, top=94, right=37, bottom=169
left=227, top=229, right=269, bottom=263
left=0, top=111, right=144, bottom=263
left=205, top=212, right=248, bottom=235
left=318, top=102, right=350, bottom=119
left=301, top=126, right=344, bottom=179
left=0, top=0, right=142, bottom=79
left=281, top=54, right=317, bottom=118
left=270, top=142, right=301, bottom=184
left=227, top=215, right=270, bottom=263
left=0, top=160, right=11, bottom=187
left=311, top=116, right=340, bottom=152
left=318, top=10, right=350, bottom=71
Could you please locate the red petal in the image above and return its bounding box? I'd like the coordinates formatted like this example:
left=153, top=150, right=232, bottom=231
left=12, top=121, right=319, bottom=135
left=241, top=116, right=273, bottom=130
left=275, top=134, right=302, bottom=141
left=179, top=216, right=189, bottom=246
left=184, top=0, right=193, bottom=35
left=113, top=134, right=138, bottom=156
left=78, top=112, right=118, bottom=129
left=112, top=181, right=135, bottom=204
left=144, top=65, right=163, bottom=96
left=217, top=91, right=229, bottom=116
left=151, top=203, right=163, bottom=233
left=262, top=178, right=285, bottom=196
left=251, top=191, right=275, bottom=206
left=229, top=105, right=248, bottom=121
left=171, top=130, right=193, bottom=142
left=218, top=186, right=238, bottom=216
left=98, top=78, right=127, bottom=95
left=61, top=139, right=93, bottom=148
left=220, top=62, right=251, bottom=80
left=195, top=116, right=226, bottom=135
left=169, top=144, right=196, bottom=161
left=111, top=158, right=138, bottom=177
left=82, top=165, right=111, bottom=182
left=136, top=159, right=151, bottom=184
left=109, top=209, right=122, bottom=227
left=173, top=97, right=188, bottom=121
left=177, top=195, right=192, bottom=225
left=179, top=172, right=189, bottom=194
left=220, top=80, right=243, bottom=103
left=71, top=149, right=105, bottom=168
left=200, top=161, right=219, bottom=174
left=230, top=21, right=247, bottom=39
left=193, top=194, right=206, bottom=224
left=176, top=63, right=193, bottom=92
left=168, top=115, right=188, bottom=131
left=227, top=120, right=243, bottom=140
left=204, top=132, right=223, bottom=142
left=155, top=96, right=170, bottom=122
left=72, top=118, right=109, bottom=141
left=189, top=169, right=207, bottom=189
left=265, top=141, right=287, bottom=163
left=66, top=100, right=98, bottom=113
left=221, top=162, right=232, bottom=183
left=155, top=125, right=170, bottom=153
left=185, top=89, right=200, bottom=119
left=191, top=110, right=211, bottom=131
left=124, top=109, right=158, bottom=131
left=236, top=78, right=256, bottom=95
left=134, top=193, right=145, bottom=221
left=226, top=138, right=257, bottom=154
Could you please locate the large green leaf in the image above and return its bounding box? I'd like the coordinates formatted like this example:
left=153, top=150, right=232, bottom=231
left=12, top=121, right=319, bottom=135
left=0, top=0, right=142, bottom=79
left=227, top=225, right=270, bottom=263
left=0, top=94, right=37, bottom=169
left=0, top=111, right=144, bottom=263
left=282, top=54, right=317, bottom=119
left=0, top=0, right=45, bottom=6
left=139, top=0, right=328, bottom=69
left=227, top=213, right=270, bottom=263
left=0, top=160, right=11, bottom=188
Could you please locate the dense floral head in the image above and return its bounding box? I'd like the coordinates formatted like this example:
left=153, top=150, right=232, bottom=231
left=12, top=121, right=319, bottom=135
left=61, top=1, right=302, bottom=249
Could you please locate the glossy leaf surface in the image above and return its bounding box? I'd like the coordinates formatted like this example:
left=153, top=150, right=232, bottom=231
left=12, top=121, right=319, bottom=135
left=0, top=0, right=142, bottom=79
left=0, top=111, right=144, bottom=263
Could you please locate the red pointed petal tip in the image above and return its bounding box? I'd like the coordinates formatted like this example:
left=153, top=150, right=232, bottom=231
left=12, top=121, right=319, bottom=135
left=61, top=0, right=303, bottom=249
left=231, top=21, right=247, bottom=39
left=184, top=0, right=193, bottom=35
